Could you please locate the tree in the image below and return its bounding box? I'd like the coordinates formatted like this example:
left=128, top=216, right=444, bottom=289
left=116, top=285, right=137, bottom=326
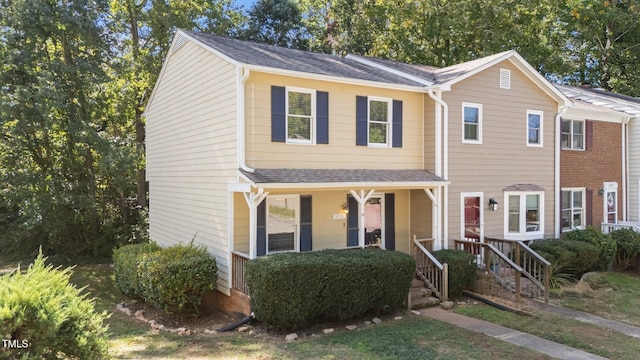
left=242, top=0, right=312, bottom=49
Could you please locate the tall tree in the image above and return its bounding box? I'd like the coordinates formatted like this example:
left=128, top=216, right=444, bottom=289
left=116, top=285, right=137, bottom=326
left=242, top=0, right=311, bottom=49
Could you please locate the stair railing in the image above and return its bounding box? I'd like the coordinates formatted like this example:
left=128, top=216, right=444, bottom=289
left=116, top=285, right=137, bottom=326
left=411, top=235, right=448, bottom=301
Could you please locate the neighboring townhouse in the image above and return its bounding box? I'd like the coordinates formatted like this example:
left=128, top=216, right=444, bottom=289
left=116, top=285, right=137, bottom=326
left=145, top=30, right=572, bottom=311
left=556, top=85, right=640, bottom=231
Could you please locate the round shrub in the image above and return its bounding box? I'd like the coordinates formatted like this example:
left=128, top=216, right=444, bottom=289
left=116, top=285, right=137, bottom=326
left=611, top=228, right=640, bottom=270
left=0, top=253, right=109, bottom=359
left=113, top=242, right=162, bottom=298
left=432, top=249, right=476, bottom=299
left=561, top=226, right=615, bottom=270
left=138, top=243, right=217, bottom=314
left=245, top=248, right=415, bottom=330
left=529, top=239, right=600, bottom=276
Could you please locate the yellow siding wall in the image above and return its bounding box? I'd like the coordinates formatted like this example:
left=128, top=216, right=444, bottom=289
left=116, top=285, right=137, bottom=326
left=244, top=72, right=424, bottom=169
left=444, top=60, right=558, bottom=243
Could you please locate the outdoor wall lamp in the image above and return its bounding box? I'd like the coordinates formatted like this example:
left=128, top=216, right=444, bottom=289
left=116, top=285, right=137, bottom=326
left=598, top=188, right=605, bottom=196
left=341, top=203, right=349, bottom=213
left=489, top=198, right=499, bottom=211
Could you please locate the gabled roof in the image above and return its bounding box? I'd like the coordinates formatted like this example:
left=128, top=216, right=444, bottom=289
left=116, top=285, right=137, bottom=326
left=556, top=84, right=640, bottom=118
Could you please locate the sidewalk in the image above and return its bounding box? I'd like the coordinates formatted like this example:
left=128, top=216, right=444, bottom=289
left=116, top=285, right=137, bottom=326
left=421, top=307, right=607, bottom=360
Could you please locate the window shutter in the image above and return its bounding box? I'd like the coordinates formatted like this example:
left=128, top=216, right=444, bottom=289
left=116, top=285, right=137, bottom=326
left=392, top=100, right=403, bottom=148
left=316, top=91, right=329, bottom=144
left=257, top=201, right=266, bottom=256
left=300, top=196, right=312, bottom=251
left=585, top=120, right=593, bottom=150
left=271, top=86, right=286, bottom=142
left=585, top=189, right=593, bottom=226
left=347, top=195, right=359, bottom=246
left=385, top=193, right=395, bottom=250
left=356, top=96, right=368, bottom=146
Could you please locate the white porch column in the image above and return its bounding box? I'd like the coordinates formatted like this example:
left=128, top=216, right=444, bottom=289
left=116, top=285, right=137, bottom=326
left=244, top=189, right=268, bottom=259
left=349, top=189, right=376, bottom=248
left=424, top=188, right=438, bottom=248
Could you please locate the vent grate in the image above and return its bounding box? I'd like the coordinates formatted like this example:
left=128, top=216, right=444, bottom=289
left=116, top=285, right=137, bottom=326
left=172, top=33, right=188, bottom=53
left=500, top=68, right=511, bottom=89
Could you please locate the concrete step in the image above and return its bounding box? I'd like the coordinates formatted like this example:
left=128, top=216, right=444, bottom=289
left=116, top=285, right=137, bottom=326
left=411, top=295, right=440, bottom=309
left=411, top=278, right=424, bottom=288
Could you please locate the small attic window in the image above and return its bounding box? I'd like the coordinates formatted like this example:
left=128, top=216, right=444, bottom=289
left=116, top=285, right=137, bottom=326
left=500, top=69, right=511, bottom=89
left=172, top=33, right=188, bottom=53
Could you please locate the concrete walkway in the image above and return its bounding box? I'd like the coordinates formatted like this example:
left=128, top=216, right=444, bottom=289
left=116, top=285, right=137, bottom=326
left=421, top=307, right=608, bottom=360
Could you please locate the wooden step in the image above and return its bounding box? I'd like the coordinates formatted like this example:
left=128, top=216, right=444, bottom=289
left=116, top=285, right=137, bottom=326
left=411, top=278, right=424, bottom=288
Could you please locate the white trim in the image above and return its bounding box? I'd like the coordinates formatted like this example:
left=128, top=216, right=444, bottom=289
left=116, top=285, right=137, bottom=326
left=460, top=192, right=484, bottom=243
left=503, top=191, right=545, bottom=241
left=554, top=107, right=568, bottom=238
left=363, top=193, right=386, bottom=248
left=266, top=194, right=300, bottom=254
left=499, top=68, right=511, bottom=89
left=560, top=118, right=585, bottom=151
left=462, top=102, right=483, bottom=144
left=285, top=86, right=316, bottom=145
left=345, top=54, right=434, bottom=86
left=563, top=106, right=627, bottom=123
left=526, top=110, right=544, bottom=147
left=367, top=96, right=393, bottom=148
left=603, top=182, right=618, bottom=224
left=560, top=187, right=586, bottom=232
left=242, top=180, right=450, bottom=190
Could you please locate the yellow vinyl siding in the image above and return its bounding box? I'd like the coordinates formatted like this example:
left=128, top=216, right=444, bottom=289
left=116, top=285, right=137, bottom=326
left=444, top=60, right=557, bottom=243
left=146, top=41, right=238, bottom=292
left=245, top=72, right=424, bottom=169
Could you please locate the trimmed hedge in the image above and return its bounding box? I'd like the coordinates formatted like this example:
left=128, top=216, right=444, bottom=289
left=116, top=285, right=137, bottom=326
left=611, top=228, right=640, bottom=270
left=530, top=239, right=600, bottom=276
left=245, top=248, right=415, bottom=330
left=432, top=249, right=476, bottom=299
left=113, top=242, right=161, bottom=297
left=0, top=253, right=109, bottom=359
left=561, top=226, right=615, bottom=270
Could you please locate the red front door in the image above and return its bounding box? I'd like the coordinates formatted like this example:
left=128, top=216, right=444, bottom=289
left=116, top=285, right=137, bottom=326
left=464, top=197, right=481, bottom=241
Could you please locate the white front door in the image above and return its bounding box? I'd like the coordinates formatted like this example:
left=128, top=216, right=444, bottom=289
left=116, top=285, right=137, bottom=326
left=603, top=182, right=618, bottom=224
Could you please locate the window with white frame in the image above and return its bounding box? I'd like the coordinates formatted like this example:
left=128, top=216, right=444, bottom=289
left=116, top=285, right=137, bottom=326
left=267, top=195, right=299, bottom=253
left=368, top=97, right=392, bottom=147
left=286, top=87, right=315, bottom=144
left=561, top=119, right=584, bottom=150
left=505, top=192, right=544, bottom=240
left=462, top=103, right=482, bottom=143
left=527, top=110, right=543, bottom=146
left=561, top=188, right=585, bottom=231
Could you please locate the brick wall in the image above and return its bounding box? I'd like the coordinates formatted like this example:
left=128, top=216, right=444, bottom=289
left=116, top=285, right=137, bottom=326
left=560, top=120, right=623, bottom=227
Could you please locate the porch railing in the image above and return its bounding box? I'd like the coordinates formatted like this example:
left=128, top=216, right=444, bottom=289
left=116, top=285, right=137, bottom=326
left=602, top=222, right=640, bottom=234
left=231, top=251, right=250, bottom=295
left=411, top=235, right=448, bottom=301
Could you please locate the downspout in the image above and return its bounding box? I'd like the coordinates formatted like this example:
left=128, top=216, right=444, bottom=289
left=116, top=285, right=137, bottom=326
left=428, top=88, right=448, bottom=249
left=554, top=107, right=568, bottom=238
left=622, top=117, right=630, bottom=221
left=237, top=67, right=254, bottom=173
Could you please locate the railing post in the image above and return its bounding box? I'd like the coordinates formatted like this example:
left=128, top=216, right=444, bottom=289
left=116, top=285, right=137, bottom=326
left=442, top=263, right=448, bottom=302
left=544, top=264, right=549, bottom=303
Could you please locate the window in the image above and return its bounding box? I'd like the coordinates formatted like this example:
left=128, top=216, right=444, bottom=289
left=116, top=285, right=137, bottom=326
left=504, top=192, right=544, bottom=240
left=561, top=188, right=584, bottom=231
left=462, top=103, right=482, bottom=143
left=368, top=97, right=392, bottom=147
left=527, top=110, right=543, bottom=146
left=267, top=195, right=299, bottom=253
left=561, top=119, right=584, bottom=150
left=286, top=87, right=315, bottom=144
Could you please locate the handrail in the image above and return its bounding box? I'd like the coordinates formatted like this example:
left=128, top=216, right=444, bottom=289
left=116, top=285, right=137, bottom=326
left=602, top=222, right=640, bottom=234
left=411, top=236, right=448, bottom=301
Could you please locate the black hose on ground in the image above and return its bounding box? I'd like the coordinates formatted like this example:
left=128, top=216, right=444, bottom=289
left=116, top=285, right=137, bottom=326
left=216, top=312, right=254, bottom=332
left=462, top=291, right=532, bottom=316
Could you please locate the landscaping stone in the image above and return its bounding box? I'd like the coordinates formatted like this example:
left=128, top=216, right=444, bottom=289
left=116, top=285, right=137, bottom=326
left=285, top=333, right=298, bottom=341
left=364, top=321, right=371, bottom=325
left=346, top=325, right=357, bottom=331
left=372, top=317, right=382, bottom=324
left=394, top=316, right=403, bottom=320
left=411, top=310, right=421, bottom=316
left=440, top=301, right=455, bottom=310
left=237, top=325, right=250, bottom=332
left=323, top=328, right=334, bottom=334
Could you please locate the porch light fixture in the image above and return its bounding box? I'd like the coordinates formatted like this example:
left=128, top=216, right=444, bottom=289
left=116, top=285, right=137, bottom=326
left=598, top=188, right=605, bottom=196
left=489, top=198, right=498, bottom=211
left=341, top=203, right=349, bottom=213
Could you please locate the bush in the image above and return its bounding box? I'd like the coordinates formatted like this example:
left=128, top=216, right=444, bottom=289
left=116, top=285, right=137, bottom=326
left=529, top=239, right=600, bottom=276
left=113, top=242, right=162, bottom=297
left=245, top=248, right=415, bottom=330
left=0, top=252, right=109, bottom=359
left=432, top=249, right=476, bottom=299
left=138, top=243, right=217, bottom=314
left=611, top=228, right=640, bottom=270
left=561, top=226, right=616, bottom=270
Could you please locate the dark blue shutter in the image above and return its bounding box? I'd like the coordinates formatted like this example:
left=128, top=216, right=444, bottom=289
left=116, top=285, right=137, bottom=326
left=385, top=193, right=395, bottom=250
left=271, top=86, right=286, bottom=142
left=392, top=100, right=403, bottom=148
left=257, top=201, right=266, bottom=256
left=356, top=96, right=368, bottom=146
left=300, top=196, right=312, bottom=251
left=347, top=195, right=359, bottom=246
left=316, top=91, right=329, bottom=144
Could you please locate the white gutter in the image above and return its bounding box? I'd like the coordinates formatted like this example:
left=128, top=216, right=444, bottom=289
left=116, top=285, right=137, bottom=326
left=554, top=106, right=569, bottom=238
left=237, top=67, right=253, bottom=173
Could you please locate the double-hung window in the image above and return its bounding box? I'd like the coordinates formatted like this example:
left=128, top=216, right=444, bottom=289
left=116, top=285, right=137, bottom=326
left=266, top=195, right=299, bottom=253
left=504, top=192, right=544, bottom=240
left=368, top=97, right=392, bottom=147
left=561, top=119, right=584, bottom=150
left=527, top=110, right=543, bottom=147
left=462, top=103, right=482, bottom=143
left=286, top=87, right=315, bottom=144
left=561, top=188, right=585, bottom=231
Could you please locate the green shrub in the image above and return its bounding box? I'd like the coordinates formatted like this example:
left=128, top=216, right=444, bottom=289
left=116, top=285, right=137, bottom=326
left=245, top=248, right=415, bottom=330
left=113, top=242, right=162, bottom=298
left=0, top=252, right=109, bottom=359
left=561, top=226, right=616, bottom=270
left=611, top=228, right=640, bottom=270
left=432, top=249, right=476, bottom=299
left=530, top=239, right=600, bottom=276
left=138, top=243, right=217, bottom=314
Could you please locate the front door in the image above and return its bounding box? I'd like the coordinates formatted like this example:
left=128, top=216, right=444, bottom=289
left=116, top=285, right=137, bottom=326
left=364, top=195, right=383, bottom=245
left=347, top=194, right=392, bottom=248
left=603, top=182, right=618, bottom=224
left=463, top=195, right=482, bottom=242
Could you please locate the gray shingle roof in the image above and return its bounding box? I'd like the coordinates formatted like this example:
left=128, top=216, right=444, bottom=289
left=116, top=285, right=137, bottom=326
left=503, top=184, right=545, bottom=192
left=556, top=84, right=640, bottom=117
left=240, top=168, right=445, bottom=184
left=183, top=30, right=426, bottom=87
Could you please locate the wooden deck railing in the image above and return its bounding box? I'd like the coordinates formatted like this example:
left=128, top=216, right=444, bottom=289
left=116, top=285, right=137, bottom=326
left=411, top=235, right=448, bottom=301
left=231, top=251, right=250, bottom=295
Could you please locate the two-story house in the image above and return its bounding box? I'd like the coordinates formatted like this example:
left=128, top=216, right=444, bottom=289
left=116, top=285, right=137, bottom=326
left=145, top=30, right=571, bottom=312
